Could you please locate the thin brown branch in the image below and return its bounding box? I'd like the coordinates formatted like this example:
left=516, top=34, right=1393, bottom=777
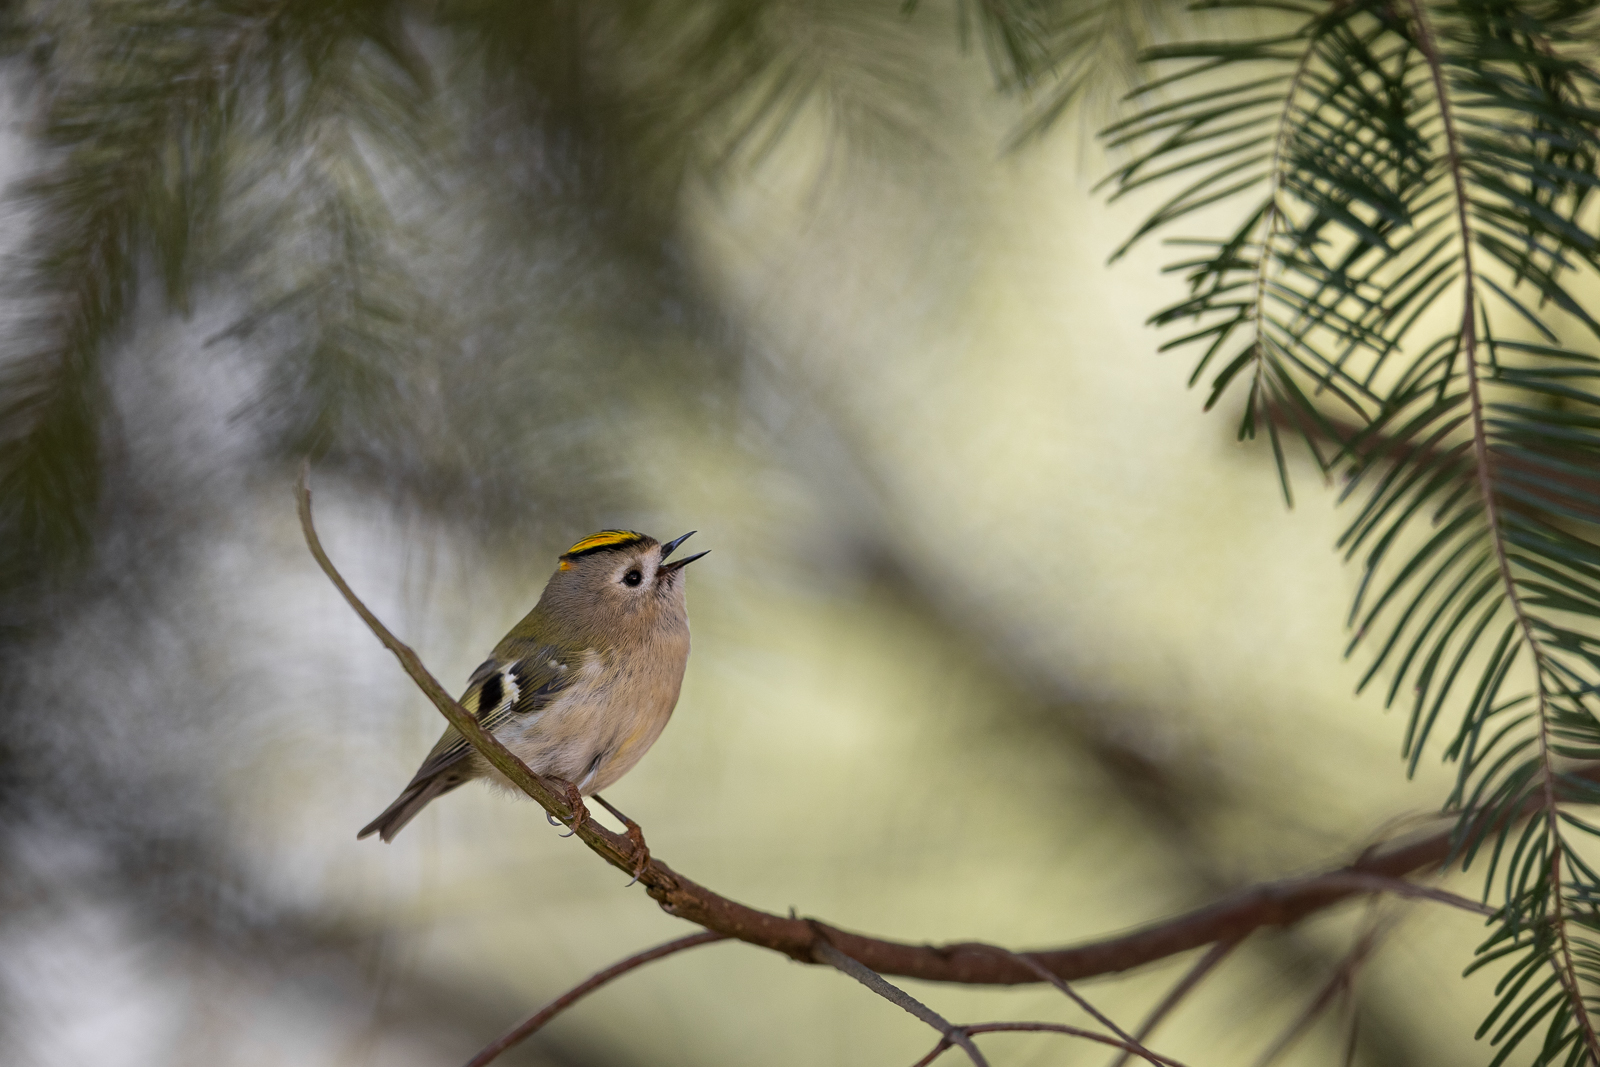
left=1109, top=937, right=1241, bottom=1067
left=993, top=948, right=1162, bottom=1065
left=299, top=469, right=1599, bottom=988
left=1250, top=912, right=1389, bottom=1067
left=462, top=932, right=728, bottom=1067
left=1286, top=872, right=1491, bottom=915
left=914, top=1022, right=1196, bottom=1067
left=1340, top=991, right=1360, bottom=1067
left=812, top=938, right=989, bottom=1067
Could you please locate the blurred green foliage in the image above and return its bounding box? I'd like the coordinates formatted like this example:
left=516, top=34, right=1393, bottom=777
left=8, top=1, right=1600, bottom=1064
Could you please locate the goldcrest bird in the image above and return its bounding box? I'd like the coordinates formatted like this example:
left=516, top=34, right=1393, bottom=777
left=359, top=529, right=706, bottom=843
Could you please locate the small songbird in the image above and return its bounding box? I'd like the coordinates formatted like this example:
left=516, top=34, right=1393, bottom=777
left=359, top=529, right=706, bottom=843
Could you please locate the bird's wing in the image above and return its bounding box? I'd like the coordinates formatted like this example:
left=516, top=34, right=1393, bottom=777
left=401, top=645, right=579, bottom=787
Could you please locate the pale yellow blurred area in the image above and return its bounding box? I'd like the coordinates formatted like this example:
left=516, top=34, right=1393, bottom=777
left=6, top=25, right=1515, bottom=1067
left=236, top=74, right=1491, bottom=1067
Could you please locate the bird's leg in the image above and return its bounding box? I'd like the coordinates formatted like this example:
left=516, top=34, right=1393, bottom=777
left=546, top=778, right=590, bottom=837
left=593, top=793, right=651, bottom=885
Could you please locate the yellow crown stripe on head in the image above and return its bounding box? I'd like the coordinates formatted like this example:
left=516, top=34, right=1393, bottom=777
left=561, top=530, right=646, bottom=559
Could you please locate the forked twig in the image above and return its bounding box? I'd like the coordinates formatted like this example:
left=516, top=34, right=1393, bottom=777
left=1296, top=872, right=1491, bottom=915
left=992, top=948, right=1164, bottom=1065
left=1108, top=936, right=1242, bottom=1067
left=811, top=938, right=989, bottom=1067
left=463, top=932, right=728, bottom=1067
left=816, top=939, right=1199, bottom=1067
left=1251, top=914, right=1391, bottom=1067
left=1339, top=973, right=1361, bottom=1067
left=911, top=1022, right=1197, bottom=1067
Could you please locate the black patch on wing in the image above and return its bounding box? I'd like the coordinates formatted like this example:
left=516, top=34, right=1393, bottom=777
left=478, top=672, right=503, bottom=717
left=465, top=657, right=498, bottom=689
left=403, top=648, right=578, bottom=785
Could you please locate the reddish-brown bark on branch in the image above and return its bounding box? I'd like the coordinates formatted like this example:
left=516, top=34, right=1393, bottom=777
left=640, top=832, right=1502, bottom=985
left=297, top=469, right=1584, bottom=990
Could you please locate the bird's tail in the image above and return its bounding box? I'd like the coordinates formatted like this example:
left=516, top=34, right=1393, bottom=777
left=357, top=774, right=465, bottom=842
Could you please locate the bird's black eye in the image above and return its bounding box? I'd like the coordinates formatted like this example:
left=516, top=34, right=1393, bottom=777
left=623, top=569, right=643, bottom=587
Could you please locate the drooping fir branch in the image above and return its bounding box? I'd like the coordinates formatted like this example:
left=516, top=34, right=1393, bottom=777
left=212, top=5, right=432, bottom=463
left=1104, top=1, right=1600, bottom=1061
left=0, top=0, right=1165, bottom=610
left=0, top=1, right=287, bottom=603
left=1248, top=7, right=1345, bottom=505
left=1408, top=2, right=1600, bottom=1059
left=0, top=0, right=427, bottom=613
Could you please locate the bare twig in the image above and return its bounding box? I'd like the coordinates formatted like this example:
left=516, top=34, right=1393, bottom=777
left=812, top=938, right=989, bottom=1067
left=299, top=469, right=1596, bottom=987
left=462, top=932, right=728, bottom=1067
left=1339, top=976, right=1361, bottom=1067
left=1251, top=914, right=1390, bottom=1067
left=913, top=1022, right=1197, bottom=1067
left=1290, top=872, right=1492, bottom=915
left=994, top=948, right=1162, bottom=1065
left=1109, top=937, right=1242, bottom=1067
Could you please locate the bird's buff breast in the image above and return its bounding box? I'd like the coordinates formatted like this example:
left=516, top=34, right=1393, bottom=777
left=482, top=634, right=688, bottom=796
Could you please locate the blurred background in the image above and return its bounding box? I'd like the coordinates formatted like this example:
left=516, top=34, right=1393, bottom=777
left=0, top=3, right=1499, bottom=1065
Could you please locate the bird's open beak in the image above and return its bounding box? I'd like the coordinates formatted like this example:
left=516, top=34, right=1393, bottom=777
left=660, top=531, right=695, bottom=557
left=659, top=531, right=708, bottom=572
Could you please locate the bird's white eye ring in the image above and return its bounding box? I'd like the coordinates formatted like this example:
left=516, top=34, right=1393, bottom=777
left=622, top=569, right=643, bottom=587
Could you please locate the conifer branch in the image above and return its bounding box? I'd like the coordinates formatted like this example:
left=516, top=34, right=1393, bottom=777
left=1108, top=3, right=1600, bottom=1057
left=1408, top=0, right=1599, bottom=1054
left=3, top=1, right=299, bottom=585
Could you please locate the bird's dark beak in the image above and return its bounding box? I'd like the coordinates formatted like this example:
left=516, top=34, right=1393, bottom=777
left=662, top=550, right=708, bottom=573
left=659, top=531, right=696, bottom=558
left=659, top=531, right=708, bottom=573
